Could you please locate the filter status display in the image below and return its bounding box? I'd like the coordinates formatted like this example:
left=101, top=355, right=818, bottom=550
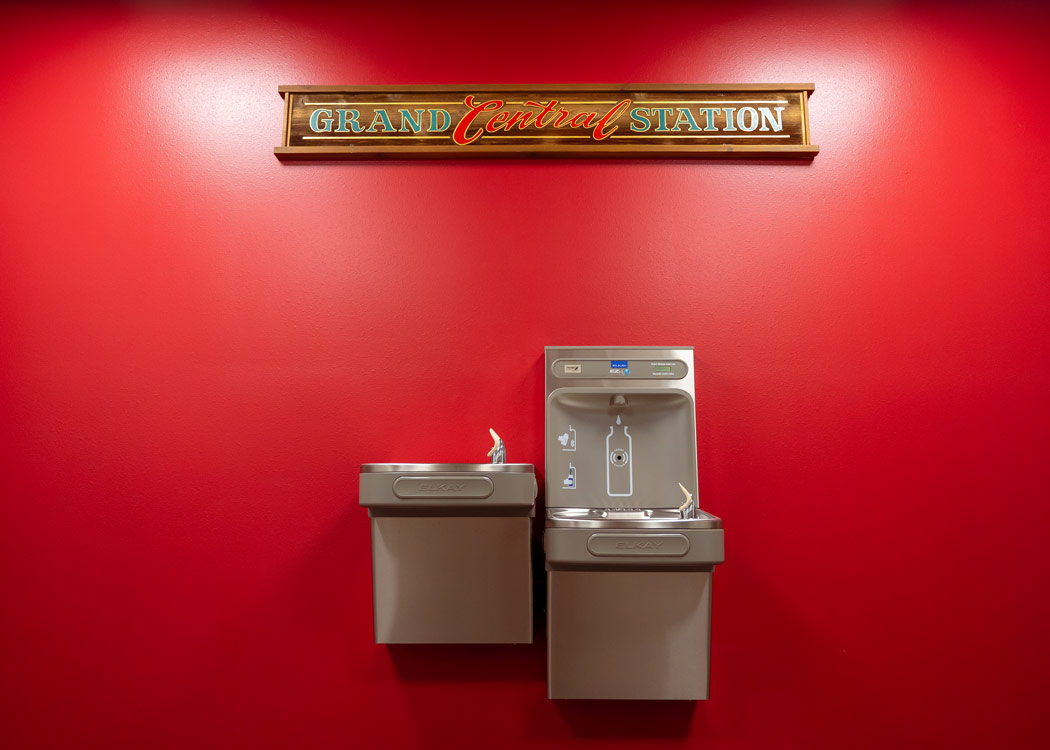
left=553, top=358, right=688, bottom=380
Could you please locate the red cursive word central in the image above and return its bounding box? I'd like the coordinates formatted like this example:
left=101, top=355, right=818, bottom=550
left=452, top=96, right=632, bottom=145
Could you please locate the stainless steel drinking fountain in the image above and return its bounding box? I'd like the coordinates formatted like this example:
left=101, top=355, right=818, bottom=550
left=544, top=346, right=724, bottom=700
left=360, top=432, right=536, bottom=644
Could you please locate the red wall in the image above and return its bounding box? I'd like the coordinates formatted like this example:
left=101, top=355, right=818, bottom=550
left=2, top=2, right=1048, bottom=748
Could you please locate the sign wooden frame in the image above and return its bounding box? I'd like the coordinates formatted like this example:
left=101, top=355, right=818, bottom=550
left=275, top=84, right=817, bottom=160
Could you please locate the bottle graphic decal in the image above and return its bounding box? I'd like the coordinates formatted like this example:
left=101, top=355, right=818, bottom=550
left=606, top=424, right=633, bottom=497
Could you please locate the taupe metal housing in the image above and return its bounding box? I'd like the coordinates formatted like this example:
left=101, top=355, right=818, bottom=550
left=360, top=463, right=536, bottom=644
left=544, top=346, right=724, bottom=700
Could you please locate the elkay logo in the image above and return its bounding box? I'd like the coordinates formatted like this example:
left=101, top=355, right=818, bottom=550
left=616, top=539, right=664, bottom=550
left=419, top=483, right=466, bottom=492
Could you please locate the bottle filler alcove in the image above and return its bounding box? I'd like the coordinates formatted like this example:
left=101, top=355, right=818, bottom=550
left=544, top=346, right=724, bottom=700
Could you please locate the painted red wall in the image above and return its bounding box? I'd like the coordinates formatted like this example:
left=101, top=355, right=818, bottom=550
left=2, top=1, right=1048, bottom=748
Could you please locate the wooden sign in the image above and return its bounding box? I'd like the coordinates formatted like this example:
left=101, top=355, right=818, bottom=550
left=275, top=84, right=817, bottom=160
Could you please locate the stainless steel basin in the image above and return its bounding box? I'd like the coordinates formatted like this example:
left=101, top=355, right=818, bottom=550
left=547, top=507, right=722, bottom=529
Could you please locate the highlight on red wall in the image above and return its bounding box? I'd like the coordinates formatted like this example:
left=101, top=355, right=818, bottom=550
left=1, top=1, right=1048, bottom=748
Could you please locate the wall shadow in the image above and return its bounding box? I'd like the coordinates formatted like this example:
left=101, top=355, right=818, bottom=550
left=553, top=698, right=699, bottom=738
left=385, top=641, right=545, bottom=683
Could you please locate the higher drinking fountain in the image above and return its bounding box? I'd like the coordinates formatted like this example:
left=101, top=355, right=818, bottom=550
left=543, top=346, right=725, bottom=700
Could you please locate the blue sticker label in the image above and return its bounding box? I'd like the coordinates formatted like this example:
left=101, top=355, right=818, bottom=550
left=611, top=360, right=629, bottom=368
